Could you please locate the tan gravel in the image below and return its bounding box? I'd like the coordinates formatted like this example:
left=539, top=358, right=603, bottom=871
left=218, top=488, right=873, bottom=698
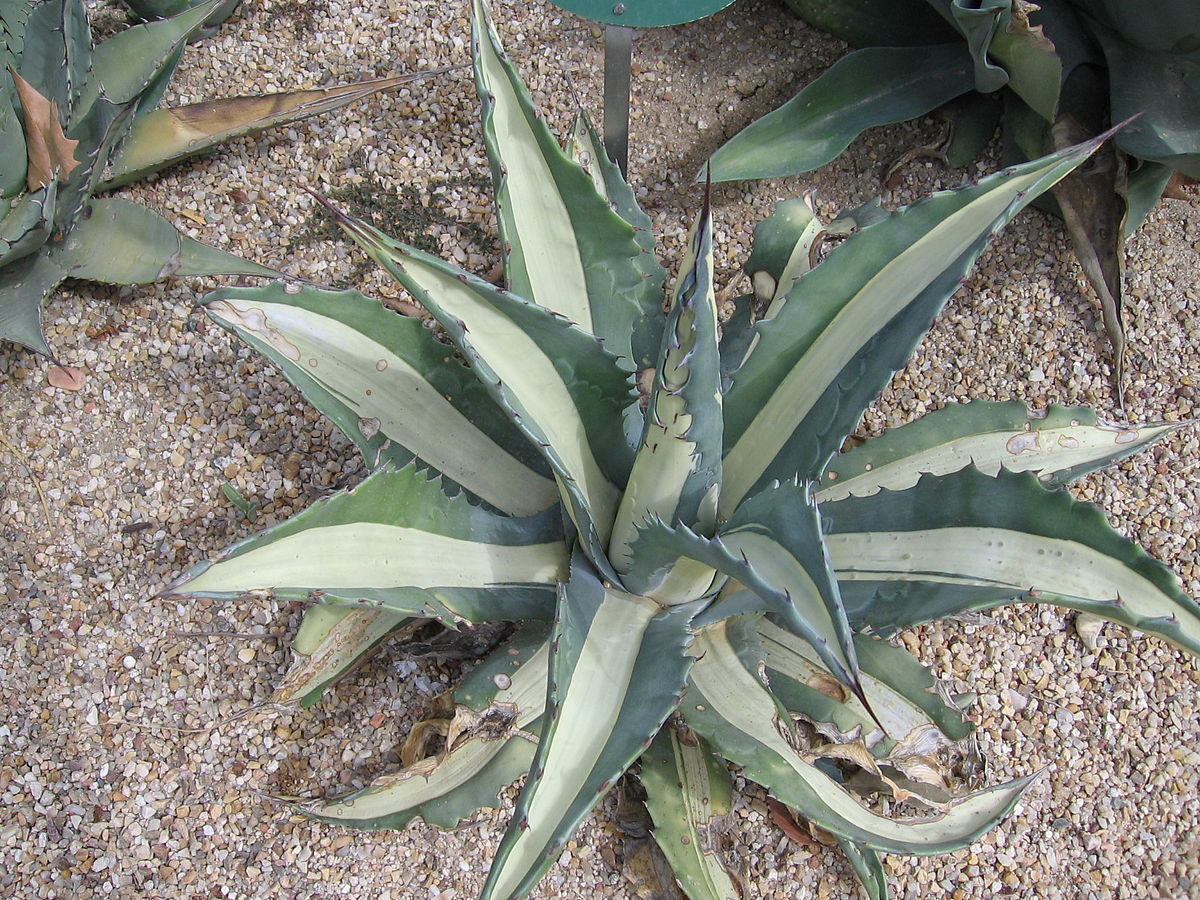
left=1, top=1, right=1198, bottom=898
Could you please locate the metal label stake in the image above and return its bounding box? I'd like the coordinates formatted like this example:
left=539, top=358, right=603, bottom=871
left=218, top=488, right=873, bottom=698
left=547, top=0, right=736, bottom=173
left=603, top=24, right=635, bottom=176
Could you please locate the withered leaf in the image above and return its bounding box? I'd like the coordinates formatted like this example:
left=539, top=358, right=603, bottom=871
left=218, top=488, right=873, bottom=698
left=9, top=68, right=81, bottom=190
left=768, top=798, right=837, bottom=848
left=1050, top=113, right=1128, bottom=406
left=767, top=797, right=819, bottom=848
left=806, top=671, right=848, bottom=703
left=1162, top=171, right=1197, bottom=201
left=399, top=717, right=450, bottom=767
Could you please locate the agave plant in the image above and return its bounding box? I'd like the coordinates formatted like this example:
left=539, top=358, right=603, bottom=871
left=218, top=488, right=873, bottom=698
left=0, top=0, right=434, bottom=357
left=709, top=0, right=1200, bottom=405
left=164, top=2, right=1200, bottom=898
left=118, top=0, right=240, bottom=22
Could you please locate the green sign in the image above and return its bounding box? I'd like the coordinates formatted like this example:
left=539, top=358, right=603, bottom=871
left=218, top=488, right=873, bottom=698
left=547, top=0, right=736, bottom=27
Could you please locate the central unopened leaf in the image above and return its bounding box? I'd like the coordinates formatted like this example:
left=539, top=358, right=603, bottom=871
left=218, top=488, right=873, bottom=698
left=611, top=194, right=722, bottom=577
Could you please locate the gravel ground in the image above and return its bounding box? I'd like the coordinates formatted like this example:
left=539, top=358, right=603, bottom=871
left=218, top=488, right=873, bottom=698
left=1, top=1, right=1198, bottom=898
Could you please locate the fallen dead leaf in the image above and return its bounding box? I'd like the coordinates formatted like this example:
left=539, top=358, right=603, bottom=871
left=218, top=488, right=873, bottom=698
left=47, top=365, right=86, bottom=391
left=1164, top=171, right=1199, bottom=201
left=767, top=797, right=821, bottom=849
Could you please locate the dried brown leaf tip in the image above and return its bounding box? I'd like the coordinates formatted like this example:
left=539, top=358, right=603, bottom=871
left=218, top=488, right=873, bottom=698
left=9, top=68, right=81, bottom=190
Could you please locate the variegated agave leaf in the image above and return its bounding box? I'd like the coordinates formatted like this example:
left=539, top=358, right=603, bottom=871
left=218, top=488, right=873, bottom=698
left=817, top=400, right=1187, bottom=502
left=685, top=617, right=1035, bottom=855
left=204, top=283, right=556, bottom=516
left=639, top=724, right=742, bottom=900
left=165, top=2, right=1199, bottom=899
left=165, top=464, right=566, bottom=626
left=0, top=0, right=446, bottom=356
left=823, top=467, right=1200, bottom=657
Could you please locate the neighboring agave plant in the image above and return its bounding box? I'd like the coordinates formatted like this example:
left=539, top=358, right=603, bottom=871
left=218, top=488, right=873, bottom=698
left=0, top=0, right=433, bottom=357
left=709, top=0, right=1200, bottom=406
left=117, top=0, right=244, bottom=41
left=163, top=2, right=1200, bottom=898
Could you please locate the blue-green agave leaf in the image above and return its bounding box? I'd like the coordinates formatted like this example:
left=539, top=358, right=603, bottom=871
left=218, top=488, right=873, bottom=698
left=837, top=837, right=889, bottom=900
left=708, top=43, right=975, bottom=182
left=927, top=0, right=1064, bottom=118
left=781, top=0, right=957, bottom=49
left=1072, top=0, right=1200, bottom=56
left=0, top=180, right=55, bottom=267
left=937, top=0, right=1010, bottom=94
left=1123, top=160, right=1174, bottom=238
left=119, top=0, right=242, bottom=38
left=0, top=0, right=36, bottom=71
left=1092, top=23, right=1200, bottom=178
left=73, top=0, right=222, bottom=116
left=980, top=1, right=1061, bottom=120
left=51, top=196, right=276, bottom=283
left=0, top=76, right=26, bottom=195
left=717, top=293, right=755, bottom=390
left=16, top=0, right=89, bottom=115
left=0, top=244, right=66, bottom=356
left=565, top=106, right=666, bottom=369
left=921, top=0, right=1065, bottom=118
